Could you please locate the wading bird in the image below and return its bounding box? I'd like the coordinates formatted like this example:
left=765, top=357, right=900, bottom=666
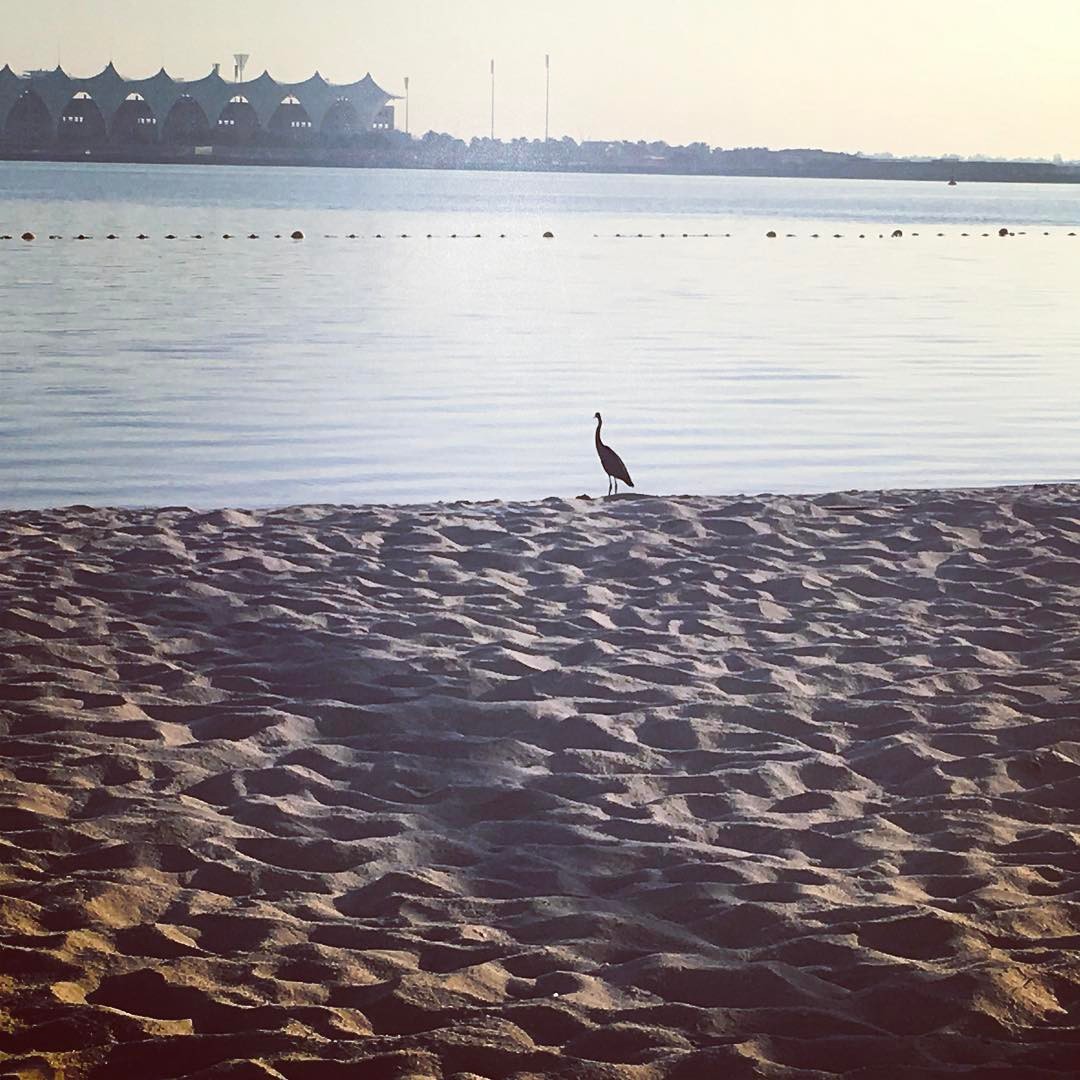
left=594, top=412, right=634, bottom=495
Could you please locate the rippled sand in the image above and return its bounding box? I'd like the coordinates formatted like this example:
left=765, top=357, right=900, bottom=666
left=2, top=488, right=1079, bottom=1078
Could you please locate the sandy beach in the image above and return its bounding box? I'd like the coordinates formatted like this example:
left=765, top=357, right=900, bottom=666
left=2, top=486, right=1079, bottom=1078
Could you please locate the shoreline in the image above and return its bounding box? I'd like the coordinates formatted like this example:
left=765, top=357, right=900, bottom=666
left=3, top=478, right=1079, bottom=514
left=2, top=483, right=1079, bottom=1077
left=4, top=148, right=1080, bottom=187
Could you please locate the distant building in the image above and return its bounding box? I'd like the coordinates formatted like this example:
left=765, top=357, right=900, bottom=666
left=0, top=62, right=397, bottom=149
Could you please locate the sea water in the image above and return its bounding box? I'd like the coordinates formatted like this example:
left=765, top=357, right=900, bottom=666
left=1, top=163, right=1078, bottom=507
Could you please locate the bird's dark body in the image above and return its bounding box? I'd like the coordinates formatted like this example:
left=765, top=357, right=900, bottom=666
left=598, top=441, right=632, bottom=486
left=594, top=413, right=633, bottom=494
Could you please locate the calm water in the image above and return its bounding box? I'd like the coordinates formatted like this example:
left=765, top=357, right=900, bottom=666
left=2, top=162, right=1079, bottom=508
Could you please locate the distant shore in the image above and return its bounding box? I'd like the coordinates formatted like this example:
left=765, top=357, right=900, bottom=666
left=3, top=484, right=1079, bottom=1077
left=5, top=143, right=1080, bottom=185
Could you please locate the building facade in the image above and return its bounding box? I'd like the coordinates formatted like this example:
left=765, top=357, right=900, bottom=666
left=0, top=63, right=396, bottom=148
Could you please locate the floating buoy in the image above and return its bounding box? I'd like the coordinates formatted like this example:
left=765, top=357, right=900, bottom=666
left=291, top=230, right=304, bottom=240
left=788, top=233, right=797, bottom=238
left=766, top=230, right=777, bottom=238
left=998, top=227, right=1009, bottom=237
left=137, top=233, right=148, bottom=240
left=223, top=234, right=232, bottom=239
left=833, top=234, right=842, bottom=238
left=21, top=231, right=34, bottom=241
left=810, top=233, right=819, bottom=238
left=375, top=233, right=383, bottom=238
left=474, top=233, right=481, bottom=238
left=937, top=233, right=944, bottom=237
left=249, top=234, right=258, bottom=239
left=961, top=232, right=969, bottom=237
left=499, top=233, right=506, bottom=238
left=426, top=234, right=432, bottom=238
left=543, top=230, right=554, bottom=238
left=76, top=234, right=91, bottom=240
left=858, top=234, right=865, bottom=239
left=165, top=234, right=176, bottom=240
left=192, top=234, right=203, bottom=239
left=346, top=233, right=356, bottom=239
left=911, top=232, right=919, bottom=237
left=106, top=234, right=117, bottom=240
left=49, top=234, right=61, bottom=240
left=400, top=234, right=409, bottom=238
left=0, top=234, right=12, bottom=240
left=891, top=229, right=903, bottom=238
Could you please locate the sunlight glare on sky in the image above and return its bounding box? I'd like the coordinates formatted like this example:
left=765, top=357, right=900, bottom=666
left=8, top=0, right=1080, bottom=157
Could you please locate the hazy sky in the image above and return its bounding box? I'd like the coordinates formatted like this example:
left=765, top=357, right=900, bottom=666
left=9, top=1, right=1080, bottom=157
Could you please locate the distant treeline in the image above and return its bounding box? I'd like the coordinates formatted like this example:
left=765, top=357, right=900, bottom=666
left=5, top=130, right=1080, bottom=184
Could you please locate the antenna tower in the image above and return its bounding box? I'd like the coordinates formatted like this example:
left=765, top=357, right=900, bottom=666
left=233, top=53, right=249, bottom=83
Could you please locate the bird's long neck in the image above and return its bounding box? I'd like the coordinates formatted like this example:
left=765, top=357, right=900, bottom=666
left=595, top=417, right=603, bottom=449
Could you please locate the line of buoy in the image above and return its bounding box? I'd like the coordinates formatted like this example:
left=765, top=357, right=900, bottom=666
left=608, top=232, right=730, bottom=238
left=0, top=230, right=328, bottom=241
left=753, top=227, right=1043, bottom=240
left=2, top=228, right=1076, bottom=243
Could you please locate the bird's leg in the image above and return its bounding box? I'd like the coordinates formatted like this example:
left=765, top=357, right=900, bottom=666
left=613, top=478, right=619, bottom=494
left=607, top=475, right=612, bottom=496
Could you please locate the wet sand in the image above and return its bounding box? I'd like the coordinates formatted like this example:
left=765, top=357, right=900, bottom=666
left=1, top=487, right=1079, bottom=1078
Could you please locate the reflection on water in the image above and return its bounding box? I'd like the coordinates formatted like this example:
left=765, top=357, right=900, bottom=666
left=1, top=163, right=1079, bottom=507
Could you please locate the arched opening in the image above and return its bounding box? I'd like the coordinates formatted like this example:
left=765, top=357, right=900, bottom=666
left=215, top=95, right=258, bottom=144
left=322, top=97, right=359, bottom=143
left=58, top=91, right=107, bottom=144
left=162, top=96, right=210, bottom=144
left=111, top=92, right=157, bottom=144
left=4, top=89, right=53, bottom=147
left=58, top=92, right=107, bottom=144
left=268, top=95, right=314, bottom=142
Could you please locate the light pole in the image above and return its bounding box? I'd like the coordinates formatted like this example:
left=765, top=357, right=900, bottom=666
left=404, top=75, right=409, bottom=135
left=490, top=59, right=495, bottom=140
left=545, top=54, right=550, bottom=143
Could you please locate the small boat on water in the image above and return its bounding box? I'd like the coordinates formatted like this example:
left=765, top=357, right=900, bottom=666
left=947, top=177, right=958, bottom=186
